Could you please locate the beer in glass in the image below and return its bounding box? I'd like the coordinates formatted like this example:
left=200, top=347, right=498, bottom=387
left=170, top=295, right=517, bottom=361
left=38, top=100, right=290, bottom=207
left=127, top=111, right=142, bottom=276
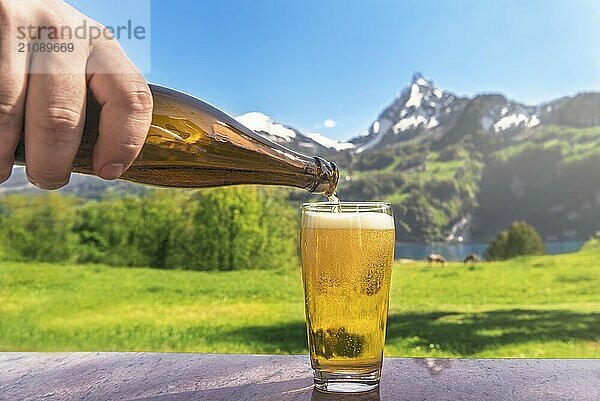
left=300, top=202, right=395, bottom=393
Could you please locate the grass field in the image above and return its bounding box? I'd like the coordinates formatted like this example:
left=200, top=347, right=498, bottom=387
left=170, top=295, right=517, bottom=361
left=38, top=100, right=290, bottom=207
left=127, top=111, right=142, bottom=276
left=1, top=250, right=599, bottom=358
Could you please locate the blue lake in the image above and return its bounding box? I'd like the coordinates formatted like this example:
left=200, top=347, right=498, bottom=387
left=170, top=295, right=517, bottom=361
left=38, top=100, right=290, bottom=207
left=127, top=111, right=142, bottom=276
left=395, top=241, right=585, bottom=261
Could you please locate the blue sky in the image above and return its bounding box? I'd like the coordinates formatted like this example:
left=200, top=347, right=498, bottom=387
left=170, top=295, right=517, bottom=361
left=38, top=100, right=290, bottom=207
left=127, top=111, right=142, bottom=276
left=68, top=0, right=600, bottom=140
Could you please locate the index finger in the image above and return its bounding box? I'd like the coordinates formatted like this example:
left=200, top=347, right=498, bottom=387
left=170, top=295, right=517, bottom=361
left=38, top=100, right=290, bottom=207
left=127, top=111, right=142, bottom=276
left=87, top=40, right=153, bottom=180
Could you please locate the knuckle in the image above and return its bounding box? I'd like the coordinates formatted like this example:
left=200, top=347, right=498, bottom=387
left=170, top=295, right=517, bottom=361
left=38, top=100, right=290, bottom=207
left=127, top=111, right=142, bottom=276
left=0, top=101, right=22, bottom=132
left=26, top=168, right=70, bottom=190
left=0, top=101, right=19, bottom=117
left=104, top=135, right=145, bottom=161
left=122, top=87, right=154, bottom=116
left=116, top=139, right=144, bottom=152
left=36, top=105, right=82, bottom=134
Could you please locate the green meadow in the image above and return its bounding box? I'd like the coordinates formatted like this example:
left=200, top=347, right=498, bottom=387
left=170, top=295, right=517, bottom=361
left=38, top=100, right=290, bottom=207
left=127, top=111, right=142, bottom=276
left=1, top=249, right=599, bottom=358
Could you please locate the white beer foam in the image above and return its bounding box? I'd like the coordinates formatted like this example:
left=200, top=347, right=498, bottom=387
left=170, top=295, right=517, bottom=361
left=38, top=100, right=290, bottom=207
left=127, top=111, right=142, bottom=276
left=303, top=211, right=394, bottom=230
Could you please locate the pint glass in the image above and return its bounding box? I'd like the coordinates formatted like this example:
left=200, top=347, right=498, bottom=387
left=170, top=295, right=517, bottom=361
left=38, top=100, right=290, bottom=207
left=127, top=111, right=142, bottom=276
left=300, top=202, right=395, bottom=393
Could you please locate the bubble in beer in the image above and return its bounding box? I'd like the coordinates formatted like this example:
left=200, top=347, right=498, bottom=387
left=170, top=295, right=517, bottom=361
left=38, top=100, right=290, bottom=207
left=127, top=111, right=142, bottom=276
left=361, top=263, right=386, bottom=296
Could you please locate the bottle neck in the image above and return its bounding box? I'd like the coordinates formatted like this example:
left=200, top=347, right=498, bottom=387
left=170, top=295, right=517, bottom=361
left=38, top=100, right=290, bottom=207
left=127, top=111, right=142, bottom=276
left=309, top=157, right=339, bottom=196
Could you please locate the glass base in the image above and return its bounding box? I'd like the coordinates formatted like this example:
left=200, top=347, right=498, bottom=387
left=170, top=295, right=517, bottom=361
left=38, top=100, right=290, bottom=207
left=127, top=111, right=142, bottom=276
left=313, top=369, right=381, bottom=393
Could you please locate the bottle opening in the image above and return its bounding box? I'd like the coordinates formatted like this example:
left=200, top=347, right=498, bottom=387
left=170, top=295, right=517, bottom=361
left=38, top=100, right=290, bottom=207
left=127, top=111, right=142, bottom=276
left=311, top=157, right=339, bottom=197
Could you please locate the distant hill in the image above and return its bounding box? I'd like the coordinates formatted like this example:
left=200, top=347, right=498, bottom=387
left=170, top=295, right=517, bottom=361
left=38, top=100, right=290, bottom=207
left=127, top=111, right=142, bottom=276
left=1, top=167, right=146, bottom=198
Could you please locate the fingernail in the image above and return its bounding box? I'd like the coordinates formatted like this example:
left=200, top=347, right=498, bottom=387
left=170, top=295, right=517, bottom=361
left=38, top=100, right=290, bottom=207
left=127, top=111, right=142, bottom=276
left=99, top=163, right=125, bottom=180
left=26, top=171, right=70, bottom=190
left=0, top=169, right=11, bottom=183
left=39, top=180, right=70, bottom=190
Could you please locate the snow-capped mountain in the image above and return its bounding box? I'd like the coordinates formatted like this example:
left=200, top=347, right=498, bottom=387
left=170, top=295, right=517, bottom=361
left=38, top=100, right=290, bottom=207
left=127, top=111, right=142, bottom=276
left=235, top=112, right=354, bottom=154
left=234, top=74, right=600, bottom=156
left=352, top=73, right=541, bottom=152
left=350, top=73, right=600, bottom=153
left=352, top=74, right=468, bottom=152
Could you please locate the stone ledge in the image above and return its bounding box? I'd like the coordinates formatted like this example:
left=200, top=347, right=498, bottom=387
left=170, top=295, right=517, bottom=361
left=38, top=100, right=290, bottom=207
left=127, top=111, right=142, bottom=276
left=1, top=353, right=599, bottom=400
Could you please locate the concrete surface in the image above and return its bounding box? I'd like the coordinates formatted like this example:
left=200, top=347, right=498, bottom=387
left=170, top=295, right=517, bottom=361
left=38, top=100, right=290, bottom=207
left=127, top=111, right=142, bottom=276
left=0, top=353, right=599, bottom=400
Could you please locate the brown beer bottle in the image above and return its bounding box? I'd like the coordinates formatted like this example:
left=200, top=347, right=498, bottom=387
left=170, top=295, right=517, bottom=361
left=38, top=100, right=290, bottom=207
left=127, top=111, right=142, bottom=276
left=13, top=84, right=339, bottom=196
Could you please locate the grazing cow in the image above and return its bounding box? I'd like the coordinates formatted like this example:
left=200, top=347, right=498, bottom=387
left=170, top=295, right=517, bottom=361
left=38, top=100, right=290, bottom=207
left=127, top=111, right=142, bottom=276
left=463, top=252, right=479, bottom=264
left=426, top=253, right=446, bottom=265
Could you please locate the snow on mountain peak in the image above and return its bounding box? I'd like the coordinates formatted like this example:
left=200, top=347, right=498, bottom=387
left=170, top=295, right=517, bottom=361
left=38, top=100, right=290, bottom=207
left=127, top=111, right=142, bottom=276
left=236, top=112, right=354, bottom=151
left=492, top=114, right=529, bottom=132
left=406, top=84, right=424, bottom=108
left=529, top=115, right=540, bottom=128
left=304, top=132, right=355, bottom=151
left=492, top=112, right=540, bottom=133
left=402, top=75, right=447, bottom=111
left=236, top=112, right=296, bottom=142
left=427, top=116, right=440, bottom=128
left=393, top=115, right=428, bottom=133
left=373, top=121, right=380, bottom=134
left=412, top=73, right=433, bottom=87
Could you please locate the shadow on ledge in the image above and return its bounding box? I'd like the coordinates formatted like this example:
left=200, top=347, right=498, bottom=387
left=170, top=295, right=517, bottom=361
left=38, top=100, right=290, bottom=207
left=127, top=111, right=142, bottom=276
left=220, top=309, right=600, bottom=356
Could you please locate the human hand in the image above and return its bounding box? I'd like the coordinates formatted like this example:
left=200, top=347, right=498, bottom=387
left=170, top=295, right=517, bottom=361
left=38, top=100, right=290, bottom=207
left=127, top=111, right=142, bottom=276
left=0, top=0, right=153, bottom=189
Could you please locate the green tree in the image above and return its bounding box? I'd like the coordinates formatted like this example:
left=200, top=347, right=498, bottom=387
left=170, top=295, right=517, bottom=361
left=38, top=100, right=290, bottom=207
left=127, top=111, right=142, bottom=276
left=75, top=195, right=149, bottom=266
left=74, top=190, right=193, bottom=268
left=485, top=221, right=545, bottom=261
left=256, top=188, right=299, bottom=269
left=0, top=193, right=78, bottom=262
left=188, top=187, right=297, bottom=271
left=485, top=231, right=509, bottom=261
left=582, top=231, right=600, bottom=251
